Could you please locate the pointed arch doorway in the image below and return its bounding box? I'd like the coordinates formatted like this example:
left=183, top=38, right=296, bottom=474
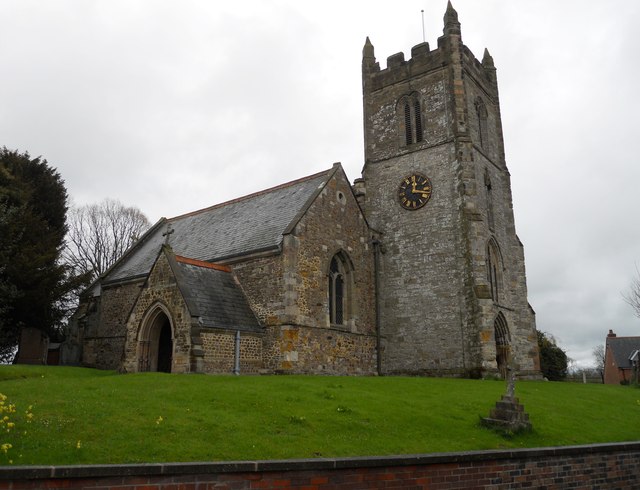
left=138, top=306, right=173, bottom=373
left=494, top=313, right=511, bottom=379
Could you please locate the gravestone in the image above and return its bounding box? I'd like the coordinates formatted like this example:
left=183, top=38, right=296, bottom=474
left=15, top=328, right=49, bottom=365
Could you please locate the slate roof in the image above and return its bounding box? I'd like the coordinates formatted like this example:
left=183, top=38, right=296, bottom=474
left=170, top=254, right=261, bottom=332
left=607, top=336, right=640, bottom=369
left=104, top=166, right=334, bottom=284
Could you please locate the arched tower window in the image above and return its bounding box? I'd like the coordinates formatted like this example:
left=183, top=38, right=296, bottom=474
left=487, top=238, right=503, bottom=303
left=494, top=312, right=511, bottom=379
left=328, top=251, right=353, bottom=326
left=475, top=97, right=488, bottom=149
left=484, top=169, right=495, bottom=231
left=398, top=93, right=423, bottom=146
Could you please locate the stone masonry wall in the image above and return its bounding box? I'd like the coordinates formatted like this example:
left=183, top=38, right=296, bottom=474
left=265, top=167, right=377, bottom=374
left=264, top=325, right=376, bottom=374
left=360, top=15, right=539, bottom=377
left=462, top=52, right=539, bottom=375
left=81, top=281, right=142, bottom=370
left=233, top=167, right=377, bottom=375
left=81, top=337, right=125, bottom=371
left=201, top=330, right=263, bottom=374
left=289, top=168, right=376, bottom=336
left=232, top=254, right=284, bottom=328
left=362, top=51, right=473, bottom=374
left=121, top=253, right=193, bottom=373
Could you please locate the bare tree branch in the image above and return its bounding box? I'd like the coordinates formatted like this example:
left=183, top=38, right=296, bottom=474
left=622, top=264, right=640, bottom=318
left=63, top=199, right=150, bottom=283
left=592, top=344, right=605, bottom=383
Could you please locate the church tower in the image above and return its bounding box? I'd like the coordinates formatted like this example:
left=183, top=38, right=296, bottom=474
left=356, top=2, right=540, bottom=377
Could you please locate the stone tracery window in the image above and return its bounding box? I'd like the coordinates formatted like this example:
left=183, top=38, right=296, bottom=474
left=328, top=251, right=353, bottom=326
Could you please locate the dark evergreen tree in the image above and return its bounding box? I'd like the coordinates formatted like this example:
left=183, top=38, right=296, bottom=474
left=0, top=202, right=20, bottom=361
left=537, top=330, right=568, bottom=381
left=0, top=148, right=82, bottom=362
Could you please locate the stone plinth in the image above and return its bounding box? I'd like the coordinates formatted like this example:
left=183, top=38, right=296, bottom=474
left=482, top=395, right=531, bottom=432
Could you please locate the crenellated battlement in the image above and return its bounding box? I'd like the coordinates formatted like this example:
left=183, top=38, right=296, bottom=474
left=364, top=40, right=496, bottom=97
left=363, top=40, right=445, bottom=93
left=462, top=45, right=498, bottom=96
left=363, top=1, right=497, bottom=97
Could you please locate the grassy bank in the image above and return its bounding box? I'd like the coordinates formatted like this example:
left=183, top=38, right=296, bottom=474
left=0, top=365, right=638, bottom=465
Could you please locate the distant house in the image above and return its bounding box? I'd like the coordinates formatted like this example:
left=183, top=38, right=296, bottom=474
left=604, top=330, right=640, bottom=384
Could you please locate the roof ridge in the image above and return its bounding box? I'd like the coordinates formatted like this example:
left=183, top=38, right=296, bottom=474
left=175, top=255, right=231, bottom=272
left=169, top=167, right=332, bottom=221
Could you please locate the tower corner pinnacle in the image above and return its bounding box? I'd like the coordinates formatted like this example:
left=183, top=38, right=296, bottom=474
left=482, top=48, right=495, bottom=68
left=363, top=37, right=375, bottom=63
left=443, top=1, right=461, bottom=36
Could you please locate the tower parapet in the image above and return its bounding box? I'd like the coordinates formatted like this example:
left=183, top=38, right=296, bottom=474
left=362, top=4, right=498, bottom=98
left=362, top=41, right=444, bottom=93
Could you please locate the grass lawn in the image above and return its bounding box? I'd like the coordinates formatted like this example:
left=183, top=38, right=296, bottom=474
left=0, top=365, right=639, bottom=466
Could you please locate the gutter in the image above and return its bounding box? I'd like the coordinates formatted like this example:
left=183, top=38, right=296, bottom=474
left=372, top=238, right=383, bottom=376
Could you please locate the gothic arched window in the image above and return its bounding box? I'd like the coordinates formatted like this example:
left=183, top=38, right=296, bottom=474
left=494, top=312, right=511, bottom=379
left=398, top=93, right=423, bottom=146
left=487, top=238, right=503, bottom=303
left=328, top=252, right=353, bottom=326
left=475, top=97, right=488, bottom=149
left=484, top=169, right=495, bottom=231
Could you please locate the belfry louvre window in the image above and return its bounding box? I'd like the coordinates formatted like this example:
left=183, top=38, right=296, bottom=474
left=404, top=103, right=413, bottom=146
left=399, top=93, right=423, bottom=146
left=414, top=99, right=423, bottom=142
left=328, top=252, right=353, bottom=326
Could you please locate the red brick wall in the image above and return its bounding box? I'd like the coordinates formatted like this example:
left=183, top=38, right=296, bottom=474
left=1, top=442, right=639, bottom=489
left=604, top=344, right=617, bottom=384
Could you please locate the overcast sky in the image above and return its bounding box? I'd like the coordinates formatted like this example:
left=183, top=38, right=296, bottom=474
left=2, top=0, right=639, bottom=368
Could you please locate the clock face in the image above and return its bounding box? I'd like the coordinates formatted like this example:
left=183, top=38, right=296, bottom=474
left=398, top=173, right=432, bottom=210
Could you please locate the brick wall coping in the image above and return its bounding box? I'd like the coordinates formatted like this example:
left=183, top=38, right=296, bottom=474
left=1, top=441, right=638, bottom=481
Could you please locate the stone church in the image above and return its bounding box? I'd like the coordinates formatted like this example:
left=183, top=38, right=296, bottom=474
left=70, top=3, right=541, bottom=378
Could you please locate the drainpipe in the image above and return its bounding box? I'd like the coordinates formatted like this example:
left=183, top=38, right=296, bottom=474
left=233, top=330, right=241, bottom=375
left=372, top=238, right=382, bottom=376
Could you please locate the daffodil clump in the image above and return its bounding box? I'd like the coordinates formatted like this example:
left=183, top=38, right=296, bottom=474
left=0, top=392, right=33, bottom=465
